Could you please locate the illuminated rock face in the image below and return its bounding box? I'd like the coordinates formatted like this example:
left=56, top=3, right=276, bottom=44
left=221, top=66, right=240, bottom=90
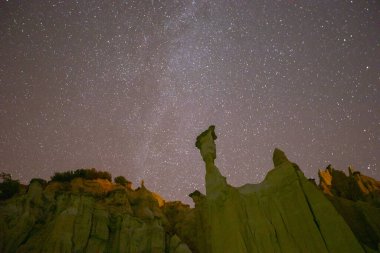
left=318, top=165, right=380, bottom=252
left=0, top=179, right=191, bottom=253
left=0, top=126, right=379, bottom=253
left=319, top=164, right=380, bottom=205
left=193, top=126, right=366, bottom=253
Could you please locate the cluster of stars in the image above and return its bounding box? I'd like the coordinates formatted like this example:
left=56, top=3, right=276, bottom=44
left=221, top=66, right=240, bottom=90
left=0, top=0, right=379, bottom=204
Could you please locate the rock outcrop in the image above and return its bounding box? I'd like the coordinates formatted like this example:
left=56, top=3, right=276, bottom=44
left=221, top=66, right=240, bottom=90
left=190, top=126, right=368, bottom=253
left=0, top=178, right=191, bottom=253
left=319, top=165, right=380, bottom=252
left=1, top=126, right=379, bottom=253
left=319, top=165, right=380, bottom=205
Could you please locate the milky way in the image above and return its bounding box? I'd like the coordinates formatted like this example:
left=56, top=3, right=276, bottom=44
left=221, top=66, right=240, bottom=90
left=1, top=0, right=379, bottom=203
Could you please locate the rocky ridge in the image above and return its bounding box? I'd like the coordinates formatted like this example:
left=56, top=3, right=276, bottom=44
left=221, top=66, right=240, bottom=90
left=0, top=125, right=379, bottom=253
left=0, top=177, right=191, bottom=253
left=188, top=126, right=373, bottom=253
left=318, top=165, right=380, bottom=252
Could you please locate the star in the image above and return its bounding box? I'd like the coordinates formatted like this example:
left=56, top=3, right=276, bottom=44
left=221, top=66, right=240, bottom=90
left=0, top=0, right=379, bottom=204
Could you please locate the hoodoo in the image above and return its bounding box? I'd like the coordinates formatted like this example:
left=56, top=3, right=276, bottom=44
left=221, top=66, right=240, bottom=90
left=191, top=126, right=367, bottom=253
left=0, top=126, right=379, bottom=252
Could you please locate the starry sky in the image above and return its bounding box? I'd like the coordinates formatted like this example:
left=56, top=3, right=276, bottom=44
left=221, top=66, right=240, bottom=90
left=0, top=0, right=379, bottom=204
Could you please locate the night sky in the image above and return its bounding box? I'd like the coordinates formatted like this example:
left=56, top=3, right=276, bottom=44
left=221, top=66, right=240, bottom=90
left=1, top=0, right=379, bottom=204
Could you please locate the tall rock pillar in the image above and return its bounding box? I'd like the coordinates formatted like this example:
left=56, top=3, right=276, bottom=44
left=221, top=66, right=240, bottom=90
left=195, top=125, right=227, bottom=199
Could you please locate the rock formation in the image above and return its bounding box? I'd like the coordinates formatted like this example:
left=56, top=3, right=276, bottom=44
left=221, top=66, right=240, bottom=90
left=0, top=126, right=379, bottom=253
left=0, top=177, right=191, bottom=253
left=189, top=126, right=369, bottom=253
left=318, top=165, right=380, bottom=252
left=319, top=164, right=380, bottom=205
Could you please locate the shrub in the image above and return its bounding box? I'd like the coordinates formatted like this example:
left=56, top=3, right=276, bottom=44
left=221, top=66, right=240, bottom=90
left=114, top=176, right=130, bottom=186
left=0, top=173, right=20, bottom=200
left=51, top=168, right=112, bottom=182
left=30, top=178, right=48, bottom=186
left=51, top=170, right=75, bottom=182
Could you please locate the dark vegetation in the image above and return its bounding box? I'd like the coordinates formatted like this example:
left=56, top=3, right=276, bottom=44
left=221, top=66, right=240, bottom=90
left=30, top=178, right=47, bottom=186
left=1, top=169, right=129, bottom=200
left=114, top=176, right=130, bottom=186
left=0, top=172, right=21, bottom=200
left=51, top=168, right=112, bottom=182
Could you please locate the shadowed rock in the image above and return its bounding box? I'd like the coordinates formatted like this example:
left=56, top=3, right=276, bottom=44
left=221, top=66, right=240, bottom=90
left=273, top=147, right=290, bottom=166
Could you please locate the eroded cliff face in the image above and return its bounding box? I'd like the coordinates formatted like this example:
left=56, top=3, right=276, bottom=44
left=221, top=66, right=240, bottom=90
left=318, top=165, right=380, bottom=252
left=319, top=165, right=380, bottom=205
left=0, top=178, right=191, bottom=253
left=1, top=126, right=379, bottom=253
left=189, top=126, right=371, bottom=253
